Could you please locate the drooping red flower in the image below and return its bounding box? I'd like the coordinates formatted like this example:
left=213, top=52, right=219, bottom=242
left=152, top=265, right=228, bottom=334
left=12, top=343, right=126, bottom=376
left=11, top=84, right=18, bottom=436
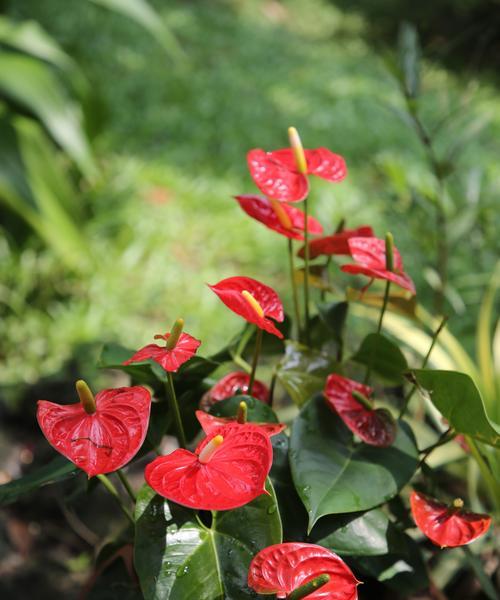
left=247, top=147, right=347, bottom=202
left=248, top=542, right=360, bottom=599
left=235, top=194, right=323, bottom=240
left=195, top=410, right=285, bottom=438
left=324, top=374, right=396, bottom=447
left=200, top=371, right=270, bottom=411
left=297, top=225, right=374, bottom=259
left=123, top=329, right=201, bottom=372
left=341, top=237, right=416, bottom=294
left=37, top=385, right=151, bottom=477
left=208, top=276, right=284, bottom=338
left=145, top=423, right=273, bottom=510
left=410, top=491, right=491, bottom=548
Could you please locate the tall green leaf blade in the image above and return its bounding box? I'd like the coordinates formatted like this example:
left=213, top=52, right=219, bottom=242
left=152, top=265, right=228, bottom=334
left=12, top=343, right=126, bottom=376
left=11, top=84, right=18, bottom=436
left=134, top=482, right=281, bottom=599
left=412, top=369, right=500, bottom=448
left=290, top=395, right=418, bottom=530
left=0, top=456, right=78, bottom=505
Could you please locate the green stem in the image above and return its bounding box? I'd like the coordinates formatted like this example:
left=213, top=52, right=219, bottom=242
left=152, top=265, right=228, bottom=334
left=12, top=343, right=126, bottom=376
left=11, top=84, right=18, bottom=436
left=116, top=469, right=136, bottom=502
left=399, top=315, right=448, bottom=418
left=268, top=369, right=278, bottom=408
left=417, top=427, right=454, bottom=469
left=462, top=546, right=498, bottom=600
left=166, top=371, right=187, bottom=449
left=320, top=255, right=332, bottom=302
left=303, top=197, right=311, bottom=346
left=288, top=574, right=330, bottom=599
left=288, top=238, right=302, bottom=339
left=466, top=437, right=500, bottom=514
left=96, top=474, right=134, bottom=525
left=248, top=327, right=263, bottom=395
left=377, top=280, right=391, bottom=334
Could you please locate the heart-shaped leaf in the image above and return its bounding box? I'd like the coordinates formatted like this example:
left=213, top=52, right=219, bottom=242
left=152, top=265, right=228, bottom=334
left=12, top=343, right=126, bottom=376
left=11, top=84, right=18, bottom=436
left=135, top=480, right=282, bottom=599
left=351, top=333, right=408, bottom=383
left=290, top=395, right=418, bottom=530
left=411, top=370, right=500, bottom=448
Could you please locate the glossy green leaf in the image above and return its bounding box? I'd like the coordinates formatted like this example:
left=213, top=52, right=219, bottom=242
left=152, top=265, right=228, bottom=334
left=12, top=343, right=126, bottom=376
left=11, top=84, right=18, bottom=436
left=317, top=301, right=348, bottom=344
left=0, top=456, right=78, bottom=506
left=210, top=395, right=279, bottom=423
left=290, top=395, right=418, bottom=530
left=276, top=341, right=336, bottom=406
left=134, top=482, right=282, bottom=599
left=351, top=333, right=408, bottom=383
left=412, top=369, right=500, bottom=448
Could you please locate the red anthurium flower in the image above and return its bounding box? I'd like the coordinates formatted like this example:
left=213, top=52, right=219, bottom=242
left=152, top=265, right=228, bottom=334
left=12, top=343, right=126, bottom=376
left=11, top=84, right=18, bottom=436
left=208, top=276, right=284, bottom=338
left=247, top=147, right=347, bottom=203
left=235, top=194, right=323, bottom=240
left=248, top=542, right=360, bottom=599
left=145, top=423, right=272, bottom=510
left=37, top=382, right=151, bottom=477
left=195, top=410, right=286, bottom=438
left=298, top=225, right=374, bottom=259
left=341, top=237, right=416, bottom=294
left=200, top=371, right=270, bottom=411
left=410, top=491, right=491, bottom=548
left=123, top=319, right=201, bottom=372
left=324, top=374, right=396, bottom=447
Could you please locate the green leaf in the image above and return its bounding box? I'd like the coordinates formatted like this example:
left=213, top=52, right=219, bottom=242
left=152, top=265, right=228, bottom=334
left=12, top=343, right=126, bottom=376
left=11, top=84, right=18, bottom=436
left=0, top=456, right=78, bottom=506
left=317, top=301, right=348, bottom=344
left=411, top=369, right=500, bottom=448
left=134, top=482, right=282, bottom=599
left=290, top=395, right=418, bottom=530
left=351, top=333, right=408, bottom=383
left=0, top=53, right=95, bottom=176
left=398, top=22, right=420, bottom=98
left=210, top=395, right=279, bottom=423
left=276, top=341, right=336, bottom=406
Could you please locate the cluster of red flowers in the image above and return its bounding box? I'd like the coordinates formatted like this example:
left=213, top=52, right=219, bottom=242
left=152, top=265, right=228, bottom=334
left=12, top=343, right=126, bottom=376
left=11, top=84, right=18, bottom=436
left=36, top=128, right=491, bottom=598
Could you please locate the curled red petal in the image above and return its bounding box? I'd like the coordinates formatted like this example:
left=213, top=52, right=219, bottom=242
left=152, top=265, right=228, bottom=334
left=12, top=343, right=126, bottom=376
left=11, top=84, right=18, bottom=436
left=123, top=332, right=201, bottom=372
left=235, top=195, right=323, bottom=240
left=208, top=276, right=284, bottom=338
left=298, top=226, right=374, bottom=259
left=247, top=149, right=309, bottom=202
left=410, top=491, right=491, bottom=548
left=195, top=410, right=286, bottom=438
left=37, top=387, right=151, bottom=477
left=201, top=371, right=270, bottom=410
left=145, top=424, right=273, bottom=510
left=304, top=147, right=348, bottom=183
left=324, top=374, right=396, bottom=447
left=347, top=237, right=404, bottom=271
left=341, top=264, right=416, bottom=294
left=248, top=542, right=360, bottom=599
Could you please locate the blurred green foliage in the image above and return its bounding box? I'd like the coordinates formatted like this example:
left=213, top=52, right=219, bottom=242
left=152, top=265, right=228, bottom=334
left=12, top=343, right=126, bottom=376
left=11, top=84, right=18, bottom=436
left=1, top=0, right=499, bottom=392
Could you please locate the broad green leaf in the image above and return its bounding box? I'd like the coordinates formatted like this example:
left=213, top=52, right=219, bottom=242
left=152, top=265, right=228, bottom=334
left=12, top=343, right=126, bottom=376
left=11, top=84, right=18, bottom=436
left=0, top=456, right=78, bottom=505
left=0, top=53, right=95, bottom=176
left=89, top=0, right=185, bottom=61
left=135, top=482, right=282, bottom=599
left=351, top=333, right=408, bottom=383
left=210, top=395, right=279, bottom=423
left=276, top=341, right=336, bottom=406
left=290, top=395, right=418, bottom=530
left=412, top=370, right=500, bottom=448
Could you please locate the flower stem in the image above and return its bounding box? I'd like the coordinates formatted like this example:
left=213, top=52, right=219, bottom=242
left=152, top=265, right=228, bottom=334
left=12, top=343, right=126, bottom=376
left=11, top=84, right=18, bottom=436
left=466, top=437, right=500, bottom=514
left=377, top=280, right=391, bottom=334
left=303, top=197, right=311, bottom=345
left=399, top=315, right=448, bottom=418
left=166, top=371, right=187, bottom=449
left=116, top=469, right=136, bottom=503
left=288, top=574, right=330, bottom=600
left=97, top=474, right=134, bottom=525
left=417, top=427, right=454, bottom=469
left=248, top=327, right=263, bottom=395
left=288, top=238, right=302, bottom=339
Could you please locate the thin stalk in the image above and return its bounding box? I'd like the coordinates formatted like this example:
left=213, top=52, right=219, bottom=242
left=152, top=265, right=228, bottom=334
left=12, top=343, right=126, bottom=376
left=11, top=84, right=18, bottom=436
left=462, top=546, right=498, bottom=600
left=377, top=280, right=391, bottom=333
left=166, top=371, right=187, bottom=449
left=268, top=369, right=278, bottom=409
left=466, top=437, right=500, bottom=514
left=96, top=474, right=134, bottom=525
left=417, top=427, right=454, bottom=469
left=288, top=238, right=302, bottom=338
left=116, top=469, right=136, bottom=503
left=320, top=255, right=332, bottom=302
left=303, top=197, right=311, bottom=345
left=248, top=328, right=263, bottom=395
left=399, top=315, right=448, bottom=418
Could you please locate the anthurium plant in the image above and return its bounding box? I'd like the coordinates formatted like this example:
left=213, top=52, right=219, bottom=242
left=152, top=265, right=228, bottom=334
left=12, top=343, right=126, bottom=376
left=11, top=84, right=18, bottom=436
left=1, top=127, right=498, bottom=599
